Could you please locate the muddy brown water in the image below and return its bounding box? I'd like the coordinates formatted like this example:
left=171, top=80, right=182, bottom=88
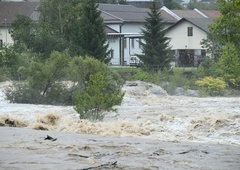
left=0, top=81, right=240, bottom=169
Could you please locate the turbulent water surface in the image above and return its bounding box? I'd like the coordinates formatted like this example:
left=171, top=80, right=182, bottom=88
left=0, top=81, right=240, bottom=169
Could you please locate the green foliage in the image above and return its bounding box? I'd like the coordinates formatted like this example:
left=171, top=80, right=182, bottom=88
left=69, top=0, right=110, bottom=62
left=0, top=45, right=21, bottom=79
left=163, top=0, right=183, bottom=9
left=139, top=2, right=171, bottom=72
left=73, top=73, right=124, bottom=121
left=9, top=15, right=36, bottom=51
left=10, top=0, right=109, bottom=61
left=209, top=0, right=240, bottom=49
left=216, top=43, right=240, bottom=88
left=133, top=70, right=154, bottom=82
left=5, top=51, right=71, bottom=105
left=187, top=0, right=218, bottom=10
left=196, top=76, right=227, bottom=96
left=197, top=56, right=218, bottom=78
left=156, top=69, right=198, bottom=94
left=68, top=56, right=114, bottom=89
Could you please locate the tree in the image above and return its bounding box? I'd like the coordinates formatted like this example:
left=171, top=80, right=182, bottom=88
left=9, top=15, right=36, bottom=51
left=187, top=0, right=218, bottom=10
left=5, top=51, right=71, bottom=104
left=70, top=0, right=110, bottom=63
left=138, top=2, right=171, bottom=71
left=163, top=0, right=183, bottom=9
left=198, top=0, right=240, bottom=88
left=208, top=0, right=240, bottom=49
left=73, top=72, right=124, bottom=120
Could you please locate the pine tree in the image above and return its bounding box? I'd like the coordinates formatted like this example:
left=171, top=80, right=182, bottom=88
left=71, top=0, right=110, bottom=63
left=139, top=2, right=171, bottom=71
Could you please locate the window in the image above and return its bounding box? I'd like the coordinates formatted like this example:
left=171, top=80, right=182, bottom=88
left=0, top=40, right=2, bottom=48
left=123, top=38, right=127, bottom=49
left=188, top=27, right=193, bottom=36
left=131, top=38, right=134, bottom=48
left=110, top=49, right=114, bottom=58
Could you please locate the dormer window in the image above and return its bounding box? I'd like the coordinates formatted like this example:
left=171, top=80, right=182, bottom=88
left=188, top=27, right=193, bottom=36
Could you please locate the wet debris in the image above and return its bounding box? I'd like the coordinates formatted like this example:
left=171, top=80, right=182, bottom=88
left=44, top=135, right=57, bottom=141
left=68, top=153, right=89, bottom=158
left=79, top=161, right=118, bottom=170
left=178, top=149, right=209, bottom=155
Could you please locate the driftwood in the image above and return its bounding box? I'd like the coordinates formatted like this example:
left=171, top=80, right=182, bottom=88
left=178, top=149, right=209, bottom=155
left=44, top=135, right=57, bottom=141
left=80, top=161, right=117, bottom=170
left=68, top=153, right=89, bottom=158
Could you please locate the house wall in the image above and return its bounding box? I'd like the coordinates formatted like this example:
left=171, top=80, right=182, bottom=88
left=122, top=23, right=143, bottom=65
left=0, top=28, right=14, bottom=46
left=108, top=36, right=121, bottom=65
left=107, top=24, right=121, bottom=32
left=165, top=21, right=207, bottom=50
left=165, top=21, right=208, bottom=67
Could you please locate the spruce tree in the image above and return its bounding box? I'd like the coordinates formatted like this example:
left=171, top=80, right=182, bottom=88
left=139, top=2, right=171, bottom=71
left=71, top=0, right=110, bottom=63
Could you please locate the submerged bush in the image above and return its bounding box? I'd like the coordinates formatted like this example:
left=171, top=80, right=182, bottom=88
left=73, top=72, right=124, bottom=121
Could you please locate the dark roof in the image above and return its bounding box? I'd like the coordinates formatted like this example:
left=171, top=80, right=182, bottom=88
left=167, top=17, right=214, bottom=33
left=101, top=11, right=123, bottom=24
left=142, top=8, right=178, bottom=23
left=98, top=3, right=148, bottom=23
left=0, top=2, right=39, bottom=27
left=199, top=10, right=221, bottom=19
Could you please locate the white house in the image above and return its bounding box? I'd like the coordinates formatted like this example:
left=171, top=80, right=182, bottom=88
left=165, top=17, right=214, bottom=67
left=99, top=3, right=147, bottom=66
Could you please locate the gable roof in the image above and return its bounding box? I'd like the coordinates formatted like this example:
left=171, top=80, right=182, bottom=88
left=167, top=17, right=214, bottom=33
left=171, top=9, right=206, bottom=19
left=199, top=10, right=221, bottom=19
left=0, top=2, right=39, bottom=27
left=98, top=3, right=147, bottom=23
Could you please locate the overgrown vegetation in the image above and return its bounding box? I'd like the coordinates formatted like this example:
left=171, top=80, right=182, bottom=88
left=4, top=52, right=124, bottom=120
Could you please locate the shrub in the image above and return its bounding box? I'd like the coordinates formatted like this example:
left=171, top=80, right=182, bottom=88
left=73, top=73, right=124, bottom=121
left=195, top=76, right=227, bottom=96
left=5, top=51, right=71, bottom=105
left=134, top=70, right=154, bottom=82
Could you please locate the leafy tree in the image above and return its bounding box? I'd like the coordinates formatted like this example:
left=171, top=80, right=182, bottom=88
left=5, top=51, right=71, bottom=104
left=208, top=0, right=240, bottom=49
left=216, top=43, right=240, bottom=88
left=73, top=72, right=124, bottom=120
left=70, top=0, right=110, bottom=63
left=138, top=2, right=171, bottom=71
left=198, top=0, right=240, bottom=89
left=0, top=45, right=20, bottom=79
left=187, top=0, right=218, bottom=10
left=163, top=0, right=183, bottom=9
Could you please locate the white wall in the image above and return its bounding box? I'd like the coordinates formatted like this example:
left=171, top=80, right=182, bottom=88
left=108, top=36, right=120, bottom=65
left=165, top=21, right=207, bottom=50
left=0, top=28, right=14, bottom=46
